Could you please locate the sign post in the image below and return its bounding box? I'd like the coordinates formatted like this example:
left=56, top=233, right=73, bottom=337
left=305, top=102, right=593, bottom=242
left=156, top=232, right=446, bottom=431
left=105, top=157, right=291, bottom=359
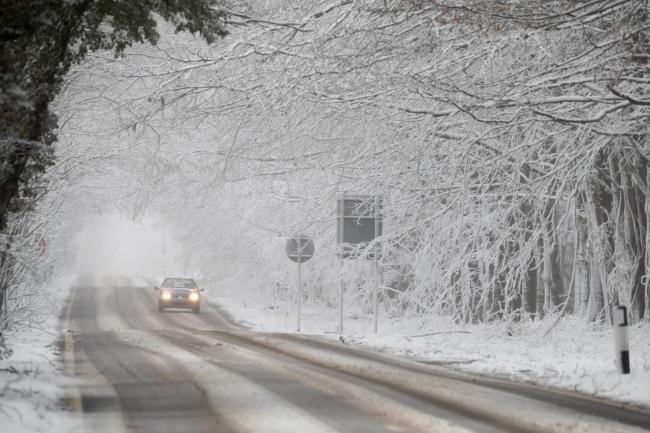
left=297, top=252, right=302, bottom=332
left=339, top=197, right=345, bottom=333
left=373, top=195, right=380, bottom=334
left=285, top=235, right=314, bottom=332
left=336, top=194, right=383, bottom=334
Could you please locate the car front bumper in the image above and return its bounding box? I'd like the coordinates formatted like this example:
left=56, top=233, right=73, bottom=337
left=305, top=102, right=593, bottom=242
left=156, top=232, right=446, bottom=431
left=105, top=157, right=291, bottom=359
left=160, top=296, right=200, bottom=307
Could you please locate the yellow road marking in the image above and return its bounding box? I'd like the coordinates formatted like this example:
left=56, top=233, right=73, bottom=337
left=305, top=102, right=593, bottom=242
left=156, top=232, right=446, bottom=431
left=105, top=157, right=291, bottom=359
left=63, top=284, right=82, bottom=413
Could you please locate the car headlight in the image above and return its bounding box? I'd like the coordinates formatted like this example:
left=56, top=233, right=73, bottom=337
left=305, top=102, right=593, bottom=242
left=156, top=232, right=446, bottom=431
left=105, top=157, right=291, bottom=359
left=188, top=292, right=200, bottom=302
left=161, top=291, right=172, bottom=301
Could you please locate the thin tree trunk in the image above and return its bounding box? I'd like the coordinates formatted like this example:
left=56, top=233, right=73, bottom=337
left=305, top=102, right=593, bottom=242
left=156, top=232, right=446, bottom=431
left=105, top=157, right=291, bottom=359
left=535, top=236, right=545, bottom=320
left=622, top=159, right=647, bottom=322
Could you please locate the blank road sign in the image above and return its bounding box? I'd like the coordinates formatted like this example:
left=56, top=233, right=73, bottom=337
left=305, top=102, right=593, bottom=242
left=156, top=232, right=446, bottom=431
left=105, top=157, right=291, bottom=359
left=337, top=195, right=382, bottom=259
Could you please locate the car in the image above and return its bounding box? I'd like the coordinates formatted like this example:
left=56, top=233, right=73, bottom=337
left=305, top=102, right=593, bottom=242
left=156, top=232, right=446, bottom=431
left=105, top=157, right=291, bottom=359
left=155, top=277, right=204, bottom=313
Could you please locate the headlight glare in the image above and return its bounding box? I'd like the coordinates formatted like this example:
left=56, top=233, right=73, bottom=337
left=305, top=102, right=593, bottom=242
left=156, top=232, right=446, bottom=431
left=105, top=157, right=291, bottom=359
left=161, top=291, right=172, bottom=301
left=189, top=292, right=200, bottom=302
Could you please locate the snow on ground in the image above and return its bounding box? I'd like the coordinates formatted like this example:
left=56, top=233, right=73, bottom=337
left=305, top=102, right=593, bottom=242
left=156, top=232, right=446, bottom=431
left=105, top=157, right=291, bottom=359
left=0, top=274, right=80, bottom=433
left=211, top=291, right=650, bottom=411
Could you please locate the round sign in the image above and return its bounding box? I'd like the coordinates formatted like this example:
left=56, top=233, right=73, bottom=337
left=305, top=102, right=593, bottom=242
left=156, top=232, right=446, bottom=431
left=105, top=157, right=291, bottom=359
left=285, top=235, right=315, bottom=263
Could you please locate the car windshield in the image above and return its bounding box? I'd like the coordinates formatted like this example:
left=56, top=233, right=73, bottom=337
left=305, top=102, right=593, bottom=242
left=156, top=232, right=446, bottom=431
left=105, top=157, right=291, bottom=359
left=162, top=278, right=197, bottom=289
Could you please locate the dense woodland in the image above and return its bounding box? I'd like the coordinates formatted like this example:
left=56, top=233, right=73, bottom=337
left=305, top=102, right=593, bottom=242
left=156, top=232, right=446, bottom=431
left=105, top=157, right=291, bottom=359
left=1, top=1, right=650, bottom=329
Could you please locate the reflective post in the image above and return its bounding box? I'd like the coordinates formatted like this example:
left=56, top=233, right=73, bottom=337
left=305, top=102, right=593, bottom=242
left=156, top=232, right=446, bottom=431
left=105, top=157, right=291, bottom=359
left=614, top=305, right=630, bottom=374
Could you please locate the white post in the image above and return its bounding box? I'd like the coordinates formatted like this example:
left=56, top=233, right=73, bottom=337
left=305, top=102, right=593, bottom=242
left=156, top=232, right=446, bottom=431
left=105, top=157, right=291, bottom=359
left=373, top=260, right=379, bottom=333
left=297, top=256, right=302, bottom=332
left=373, top=196, right=380, bottom=334
left=614, top=305, right=630, bottom=374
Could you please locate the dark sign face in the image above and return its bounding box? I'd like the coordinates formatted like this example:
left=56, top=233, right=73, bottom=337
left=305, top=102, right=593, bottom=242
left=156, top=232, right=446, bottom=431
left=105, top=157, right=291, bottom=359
left=338, top=198, right=381, bottom=218
left=336, top=196, right=382, bottom=260
left=285, top=236, right=315, bottom=263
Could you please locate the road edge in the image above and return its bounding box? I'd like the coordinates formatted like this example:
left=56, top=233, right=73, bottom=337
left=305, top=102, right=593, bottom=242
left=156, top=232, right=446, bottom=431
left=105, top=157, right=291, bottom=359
left=208, top=297, right=650, bottom=416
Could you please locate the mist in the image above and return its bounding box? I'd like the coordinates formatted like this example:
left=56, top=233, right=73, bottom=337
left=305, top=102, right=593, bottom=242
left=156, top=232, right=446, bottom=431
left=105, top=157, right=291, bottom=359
left=74, top=213, right=177, bottom=280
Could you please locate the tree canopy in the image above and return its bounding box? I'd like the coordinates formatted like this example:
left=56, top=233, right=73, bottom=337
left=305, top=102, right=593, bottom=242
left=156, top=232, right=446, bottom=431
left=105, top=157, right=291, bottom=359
left=2, top=1, right=650, bottom=329
left=0, top=0, right=228, bottom=230
left=44, top=0, right=649, bottom=326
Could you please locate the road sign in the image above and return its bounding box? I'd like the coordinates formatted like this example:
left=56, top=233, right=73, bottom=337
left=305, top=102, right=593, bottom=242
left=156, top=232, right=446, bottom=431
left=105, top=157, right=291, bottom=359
left=285, top=235, right=314, bottom=332
left=285, top=235, right=314, bottom=263
left=336, top=195, right=382, bottom=259
left=336, top=195, right=384, bottom=334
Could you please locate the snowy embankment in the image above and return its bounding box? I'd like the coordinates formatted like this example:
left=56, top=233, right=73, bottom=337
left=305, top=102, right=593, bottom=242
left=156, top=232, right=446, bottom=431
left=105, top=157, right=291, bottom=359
left=211, top=292, right=650, bottom=411
left=0, top=274, right=79, bottom=433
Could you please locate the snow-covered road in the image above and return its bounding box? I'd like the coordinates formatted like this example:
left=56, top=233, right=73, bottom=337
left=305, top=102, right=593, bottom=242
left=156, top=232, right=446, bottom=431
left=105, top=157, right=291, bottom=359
left=63, top=275, right=650, bottom=433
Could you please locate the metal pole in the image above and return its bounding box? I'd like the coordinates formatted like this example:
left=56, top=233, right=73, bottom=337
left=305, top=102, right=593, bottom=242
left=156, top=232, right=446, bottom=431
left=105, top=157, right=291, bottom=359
left=339, top=196, right=345, bottom=333
left=373, top=260, right=378, bottom=333
left=373, top=196, right=379, bottom=334
left=297, top=251, right=302, bottom=332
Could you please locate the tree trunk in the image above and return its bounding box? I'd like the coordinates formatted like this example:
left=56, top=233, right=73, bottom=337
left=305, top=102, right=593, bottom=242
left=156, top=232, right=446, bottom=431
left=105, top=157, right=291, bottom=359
left=535, top=236, right=545, bottom=320
left=540, top=204, right=563, bottom=315
left=523, top=250, right=537, bottom=317
left=575, top=210, right=590, bottom=316
left=585, top=148, right=616, bottom=324
left=620, top=164, right=646, bottom=322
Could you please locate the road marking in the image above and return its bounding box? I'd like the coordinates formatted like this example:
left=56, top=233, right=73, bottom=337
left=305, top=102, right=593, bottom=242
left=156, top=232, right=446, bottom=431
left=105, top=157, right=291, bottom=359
left=65, top=280, right=128, bottom=433
left=63, top=283, right=82, bottom=414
